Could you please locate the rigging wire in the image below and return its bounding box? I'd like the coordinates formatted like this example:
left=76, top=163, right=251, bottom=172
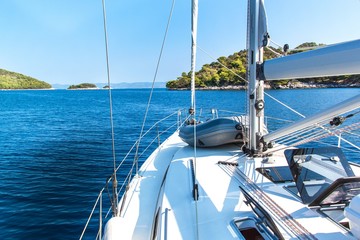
left=269, top=39, right=324, bottom=53
left=265, top=46, right=283, bottom=57
left=270, top=111, right=360, bottom=149
left=101, top=0, right=118, bottom=217
left=264, top=92, right=306, bottom=118
left=264, top=94, right=360, bottom=151
left=132, top=0, right=176, bottom=176
left=197, top=45, right=248, bottom=83
left=198, top=45, right=308, bottom=119
left=198, top=38, right=359, bottom=154
left=198, top=45, right=308, bottom=120
left=313, top=139, right=360, bottom=154
left=269, top=39, right=284, bottom=49
left=291, top=122, right=360, bottom=148
left=265, top=122, right=360, bottom=156
left=191, top=0, right=200, bottom=238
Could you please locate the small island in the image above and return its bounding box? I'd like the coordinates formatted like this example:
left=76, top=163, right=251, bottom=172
left=67, top=83, right=98, bottom=90
left=0, top=68, right=52, bottom=89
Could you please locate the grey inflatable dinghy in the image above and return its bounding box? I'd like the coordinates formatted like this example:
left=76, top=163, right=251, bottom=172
left=179, top=116, right=247, bottom=147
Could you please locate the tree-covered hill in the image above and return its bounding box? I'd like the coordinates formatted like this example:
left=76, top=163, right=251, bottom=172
left=0, top=69, right=52, bottom=89
left=166, top=43, right=360, bottom=89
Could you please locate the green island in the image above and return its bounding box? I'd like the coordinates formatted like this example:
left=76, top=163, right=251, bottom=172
left=68, top=83, right=98, bottom=90
left=0, top=69, right=52, bottom=89
left=166, top=42, right=360, bottom=90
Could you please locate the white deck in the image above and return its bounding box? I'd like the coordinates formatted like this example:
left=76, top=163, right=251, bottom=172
left=104, top=131, right=357, bottom=239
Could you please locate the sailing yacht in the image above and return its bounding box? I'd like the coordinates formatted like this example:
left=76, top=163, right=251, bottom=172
left=81, top=0, right=360, bottom=239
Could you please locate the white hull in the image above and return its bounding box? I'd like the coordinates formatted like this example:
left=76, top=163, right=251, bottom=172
left=80, top=0, right=360, bottom=239
left=104, top=132, right=186, bottom=239
left=104, top=131, right=360, bottom=239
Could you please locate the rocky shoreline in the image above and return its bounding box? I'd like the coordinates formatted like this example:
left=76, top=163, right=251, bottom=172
left=168, top=81, right=360, bottom=90
left=266, top=80, right=360, bottom=90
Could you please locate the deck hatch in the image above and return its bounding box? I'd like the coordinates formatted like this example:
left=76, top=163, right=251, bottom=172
left=284, top=147, right=356, bottom=205
left=309, top=177, right=360, bottom=207
left=256, top=166, right=293, bottom=183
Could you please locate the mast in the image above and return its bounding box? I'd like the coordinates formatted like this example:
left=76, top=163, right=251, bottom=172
left=246, top=0, right=268, bottom=154
left=190, top=0, right=198, bottom=115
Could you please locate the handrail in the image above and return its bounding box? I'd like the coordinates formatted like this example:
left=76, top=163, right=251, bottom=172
left=114, top=110, right=185, bottom=173
left=79, top=188, right=105, bottom=240
left=80, top=110, right=187, bottom=239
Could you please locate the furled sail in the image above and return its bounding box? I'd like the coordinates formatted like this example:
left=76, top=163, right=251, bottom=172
left=261, top=39, right=360, bottom=80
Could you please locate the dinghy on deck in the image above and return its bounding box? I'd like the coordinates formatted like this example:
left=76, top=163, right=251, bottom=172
left=179, top=116, right=248, bottom=147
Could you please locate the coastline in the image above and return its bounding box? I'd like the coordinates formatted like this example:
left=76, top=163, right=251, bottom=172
left=0, top=88, right=105, bottom=91
left=1, top=81, right=359, bottom=91
left=0, top=88, right=55, bottom=91
left=167, top=81, right=360, bottom=90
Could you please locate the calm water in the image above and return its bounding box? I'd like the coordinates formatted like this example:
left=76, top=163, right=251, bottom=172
left=0, top=88, right=359, bottom=239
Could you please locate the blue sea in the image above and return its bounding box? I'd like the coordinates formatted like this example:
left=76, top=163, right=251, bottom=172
left=0, top=88, right=359, bottom=239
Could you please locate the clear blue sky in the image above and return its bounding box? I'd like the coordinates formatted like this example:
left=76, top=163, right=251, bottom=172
left=0, top=0, right=359, bottom=85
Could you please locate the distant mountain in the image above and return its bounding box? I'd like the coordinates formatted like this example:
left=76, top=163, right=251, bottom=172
left=53, top=82, right=166, bottom=89
left=0, top=69, right=52, bottom=89
left=108, top=82, right=166, bottom=89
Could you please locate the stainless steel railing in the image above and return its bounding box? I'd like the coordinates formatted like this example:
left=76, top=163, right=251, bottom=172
left=79, top=110, right=187, bottom=239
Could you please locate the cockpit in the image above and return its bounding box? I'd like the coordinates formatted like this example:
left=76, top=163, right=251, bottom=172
left=256, top=147, right=360, bottom=237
